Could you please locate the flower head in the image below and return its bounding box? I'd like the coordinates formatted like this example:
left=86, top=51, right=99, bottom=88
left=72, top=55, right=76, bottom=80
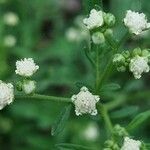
left=0, top=81, right=14, bottom=110
left=83, top=9, right=103, bottom=29
left=15, top=58, right=39, bottom=77
left=71, top=86, right=100, bottom=116
left=3, top=12, right=19, bottom=26
left=4, top=35, right=16, bottom=47
left=22, top=80, right=36, bottom=95
left=92, top=32, right=105, bottom=44
left=129, top=56, right=149, bottom=79
left=82, top=123, right=99, bottom=141
left=124, top=10, right=150, bottom=35
left=121, top=137, right=141, bottom=150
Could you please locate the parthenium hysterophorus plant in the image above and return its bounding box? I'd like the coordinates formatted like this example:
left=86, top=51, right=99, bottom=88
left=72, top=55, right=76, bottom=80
left=0, top=1, right=150, bottom=149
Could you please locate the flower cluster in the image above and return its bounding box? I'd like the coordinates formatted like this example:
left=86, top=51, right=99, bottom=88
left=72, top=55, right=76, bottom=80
left=3, top=12, right=19, bottom=26
left=124, top=10, right=150, bottom=35
left=104, top=140, right=120, bottom=150
left=66, top=16, right=90, bottom=43
left=15, top=58, right=39, bottom=95
left=121, top=137, right=141, bottom=150
left=0, top=58, right=39, bottom=110
left=0, top=81, right=14, bottom=110
left=71, top=86, right=100, bottom=116
left=113, top=48, right=150, bottom=79
left=3, top=12, right=19, bottom=47
left=15, top=58, right=39, bottom=77
left=83, top=9, right=115, bottom=45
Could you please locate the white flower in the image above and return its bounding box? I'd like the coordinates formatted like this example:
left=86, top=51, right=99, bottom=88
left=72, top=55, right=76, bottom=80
left=129, top=56, right=149, bottom=79
left=0, top=81, right=14, bottom=110
left=92, top=32, right=105, bottom=44
left=22, top=80, right=36, bottom=95
left=71, top=86, right=100, bottom=116
left=4, top=35, right=16, bottom=47
left=121, top=137, right=141, bottom=150
left=3, top=12, right=19, bottom=26
left=83, top=9, right=104, bottom=29
left=15, top=58, right=39, bottom=77
left=82, top=123, right=99, bottom=141
left=124, top=10, right=150, bottom=35
left=66, top=28, right=80, bottom=42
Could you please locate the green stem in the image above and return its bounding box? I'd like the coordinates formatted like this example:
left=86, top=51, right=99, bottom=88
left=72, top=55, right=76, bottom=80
left=95, top=46, right=100, bottom=92
left=98, top=104, right=113, bottom=135
left=84, top=47, right=95, bottom=67
left=16, top=94, right=71, bottom=103
left=97, top=31, right=129, bottom=89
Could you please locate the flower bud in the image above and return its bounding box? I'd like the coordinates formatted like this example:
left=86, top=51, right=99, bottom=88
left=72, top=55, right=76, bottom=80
left=117, top=66, right=126, bottom=72
left=113, top=54, right=125, bottom=64
left=122, top=51, right=130, bottom=58
left=92, top=32, right=105, bottom=45
left=113, top=124, right=128, bottom=137
left=104, top=28, right=113, bottom=37
left=142, top=49, right=149, bottom=56
left=132, top=48, right=142, bottom=56
left=22, top=80, right=36, bottom=95
left=16, top=81, right=23, bottom=91
left=104, top=13, right=116, bottom=27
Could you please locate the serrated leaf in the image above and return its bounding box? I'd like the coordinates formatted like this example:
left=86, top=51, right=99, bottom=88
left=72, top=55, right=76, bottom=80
left=51, top=105, right=72, bottom=136
left=126, top=110, right=150, bottom=132
left=110, top=106, right=139, bottom=119
left=55, top=143, right=95, bottom=150
left=100, top=83, right=121, bottom=92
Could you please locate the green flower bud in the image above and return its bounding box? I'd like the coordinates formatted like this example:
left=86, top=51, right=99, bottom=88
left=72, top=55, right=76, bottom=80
left=122, top=51, right=130, bottom=58
left=16, top=81, right=22, bottom=91
left=104, top=29, right=113, bottom=37
left=113, top=54, right=125, bottom=64
left=22, top=80, right=36, bottom=95
left=104, top=13, right=116, bottom=27
left=92, top=32, right=105, bottom=45
left=132, top=47, right=142, bottom=56
left=113, top=124, right=128, bottom=137
left=105, top=140, right=114, bottom=147
left=112, top=144, right=120, bottom=150
left=142, top=49, right=150, bottom=57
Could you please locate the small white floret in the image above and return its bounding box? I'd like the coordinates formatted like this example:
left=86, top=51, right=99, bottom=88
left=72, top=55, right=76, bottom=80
left=121, top=137, right=141, bottom=150
left=3, top=12, right=19, bottom=26
left=83, top=9, right=104, bottom=30
left=0, top=81, right=14, bottom=110
left=124, top=10, right=150, bottom=35
left=15, top=58, right=39, bottom=77
left=71, top=86, right=100, bottom=116
left=4, top=35, right=16, bottom=47
left=92, top=32, right=105, bottom=44
left=129, top=56, right=149, bottom=79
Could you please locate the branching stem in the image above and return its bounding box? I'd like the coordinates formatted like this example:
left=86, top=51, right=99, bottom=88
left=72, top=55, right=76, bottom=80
left=16, top=94, right=71, bottom=103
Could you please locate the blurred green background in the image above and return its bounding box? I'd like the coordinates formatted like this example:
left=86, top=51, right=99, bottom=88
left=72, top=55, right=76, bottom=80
left=0, top=0, right=150, bottom=149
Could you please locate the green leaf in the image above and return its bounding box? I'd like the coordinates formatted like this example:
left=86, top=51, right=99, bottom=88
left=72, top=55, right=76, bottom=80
left=51, top=105, right=72, bottom=136
left=110, top=106, right=139, bottom=119
left=100, top=83, right=121, bottom=91
left=126, top=110, right=150, bottom=132
left=55, top=143, right=95, bottom=150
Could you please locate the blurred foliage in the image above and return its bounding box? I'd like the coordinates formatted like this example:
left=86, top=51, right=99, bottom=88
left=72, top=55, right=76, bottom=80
left=0, top=0, right=150, bottom=149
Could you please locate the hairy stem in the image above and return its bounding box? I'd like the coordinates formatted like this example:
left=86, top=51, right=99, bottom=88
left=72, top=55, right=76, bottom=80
left=95, top=46, right=100, bottom=92
left=98, top=104, right=113, bottom=135
left=98, top=31, right=129, bottom=89
left=16, top=94, right=71, bottom=103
